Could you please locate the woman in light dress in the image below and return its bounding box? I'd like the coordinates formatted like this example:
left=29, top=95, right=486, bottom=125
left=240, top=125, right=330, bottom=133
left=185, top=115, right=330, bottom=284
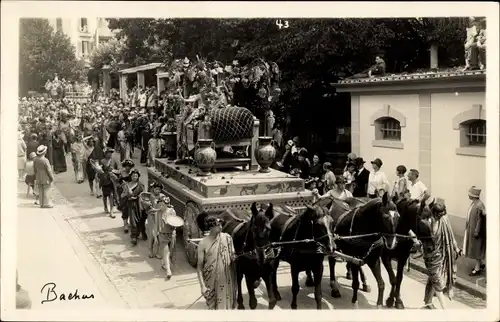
left=196, top=212, right=237, bottom=310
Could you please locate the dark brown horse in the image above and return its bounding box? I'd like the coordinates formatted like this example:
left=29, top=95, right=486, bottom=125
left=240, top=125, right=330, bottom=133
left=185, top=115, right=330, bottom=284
left=220, top=202, right=279, bottom=310
left=305, top=196, right=372, bottom=295
left=324, top=193, right=401, bottom=308
left=269, top=204, right=336, bottom=309
left=381, top=196, right=425, bottom=309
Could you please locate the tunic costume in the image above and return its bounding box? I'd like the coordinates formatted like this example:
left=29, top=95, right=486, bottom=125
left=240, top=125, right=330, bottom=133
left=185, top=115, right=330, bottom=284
left=123, top=181, right=145, bottom=240
left=201, top=232, right=237, bottom=310
left=420, top=215, right=459, bottom=303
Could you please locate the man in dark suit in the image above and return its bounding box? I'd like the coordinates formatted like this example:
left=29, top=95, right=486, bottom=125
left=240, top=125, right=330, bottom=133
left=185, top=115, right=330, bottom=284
left=34, top=145, right=55, bottom=208
left=353, top=157, right=369, bottom=198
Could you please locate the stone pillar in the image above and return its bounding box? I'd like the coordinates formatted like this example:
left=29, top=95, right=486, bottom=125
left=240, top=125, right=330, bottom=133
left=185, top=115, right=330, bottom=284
left=156, top=68, right=166, bottom=94
left=137, top=71, right=145, bottom=88
left=418, top=93, right=432, bottom=192
left=350, top=95, right=361, bottom=156
left=102, top=65, right=111, bottom=96
left=119, top=73, right=128, bottom=100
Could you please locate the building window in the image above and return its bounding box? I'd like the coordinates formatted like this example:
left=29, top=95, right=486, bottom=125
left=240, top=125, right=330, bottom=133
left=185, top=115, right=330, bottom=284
left=452, top=105, right=486, bottom=157
left=378, top=117, right=401, bottom=141
left=80, top=18, right=88, bottom=32
left=465, top=120, right=486, bottom=146
left=56, top=18, right=63, bottom=32
left=81, top=41, right=89, bottom=56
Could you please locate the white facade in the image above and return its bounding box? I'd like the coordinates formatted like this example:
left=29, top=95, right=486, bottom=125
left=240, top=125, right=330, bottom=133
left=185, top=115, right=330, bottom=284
left=337, top=71, right=486, bottom=241
left=47, top=18, right=116, bottom=63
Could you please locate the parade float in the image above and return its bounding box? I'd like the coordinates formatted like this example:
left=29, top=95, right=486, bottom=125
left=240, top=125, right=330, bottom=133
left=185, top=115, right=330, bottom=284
left=148, top=56, right=314, bottom=267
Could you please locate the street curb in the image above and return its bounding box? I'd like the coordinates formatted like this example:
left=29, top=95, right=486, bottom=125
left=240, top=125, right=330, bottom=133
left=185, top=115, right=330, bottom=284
left=18, top=183, right=130, bottom=308
left=408, top=259, right=486, bottom=300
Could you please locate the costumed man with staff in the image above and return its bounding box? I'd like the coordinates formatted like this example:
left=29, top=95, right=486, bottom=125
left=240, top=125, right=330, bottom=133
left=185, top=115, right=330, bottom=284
left=141, top=182, right=184, bottom=280
left=98, top=147, right=120, bottom=218
left=122, top=168, right=145, bottom=246
left=117, top=159, right=136, bottom=234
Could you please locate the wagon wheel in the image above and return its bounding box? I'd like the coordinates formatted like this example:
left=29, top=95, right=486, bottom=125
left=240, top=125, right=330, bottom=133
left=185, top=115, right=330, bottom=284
left=183, top=202, right=202, bottom=267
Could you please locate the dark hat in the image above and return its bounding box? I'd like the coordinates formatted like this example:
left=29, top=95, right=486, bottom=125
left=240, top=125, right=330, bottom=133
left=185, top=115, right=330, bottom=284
left=346, top=162, right=356, bottom=168
left=121, top=159, right=135, bottom=168
left=355, top=157, right=366, bottom=166
left=130, top=168, right=141, bottom=177
left=371, top=158, right=383, bottom=168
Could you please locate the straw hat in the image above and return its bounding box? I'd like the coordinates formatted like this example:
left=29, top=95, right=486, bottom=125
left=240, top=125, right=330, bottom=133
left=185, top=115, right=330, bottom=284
left=36, top=145, right=47, bottom=155
left=468, top=186, right=481, bottom=199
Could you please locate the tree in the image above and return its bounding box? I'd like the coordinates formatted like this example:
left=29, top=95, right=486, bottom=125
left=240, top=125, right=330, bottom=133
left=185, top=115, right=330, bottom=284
left=89, top=38, right=127, bottom=72
left=19, top=18, right=82, bottom=96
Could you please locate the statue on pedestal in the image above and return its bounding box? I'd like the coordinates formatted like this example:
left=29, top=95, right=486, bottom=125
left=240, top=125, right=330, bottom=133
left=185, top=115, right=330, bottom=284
left=464, top=17, right=486, bottom=71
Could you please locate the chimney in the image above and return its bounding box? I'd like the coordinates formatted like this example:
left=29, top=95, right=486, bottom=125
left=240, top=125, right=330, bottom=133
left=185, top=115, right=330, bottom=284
left=430, top=44, right=438, bottom=71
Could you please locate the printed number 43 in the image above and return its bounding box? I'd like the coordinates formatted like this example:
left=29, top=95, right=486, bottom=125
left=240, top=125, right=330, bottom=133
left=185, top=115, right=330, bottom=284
left=276, top=19, right=289, bottom=29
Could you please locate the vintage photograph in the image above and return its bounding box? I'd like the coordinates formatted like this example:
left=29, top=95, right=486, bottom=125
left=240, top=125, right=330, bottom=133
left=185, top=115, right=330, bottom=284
left=3, top=2, right=498, bottom=320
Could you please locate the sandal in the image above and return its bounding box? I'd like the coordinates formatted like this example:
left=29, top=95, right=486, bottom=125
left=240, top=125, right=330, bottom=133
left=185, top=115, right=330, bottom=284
left=469, top=269, right=482, bottom=276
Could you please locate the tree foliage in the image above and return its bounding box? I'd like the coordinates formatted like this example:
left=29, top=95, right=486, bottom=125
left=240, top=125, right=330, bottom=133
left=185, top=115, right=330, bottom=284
left=89, top=38, right=127, bottom=71
left=106, top=18, right=469, bottom=144
left=19, top=18, right=83, bottom=96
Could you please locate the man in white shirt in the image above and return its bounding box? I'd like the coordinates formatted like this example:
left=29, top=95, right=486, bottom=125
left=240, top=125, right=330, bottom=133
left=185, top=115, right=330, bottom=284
left=407, top=169, right=431, bottom=203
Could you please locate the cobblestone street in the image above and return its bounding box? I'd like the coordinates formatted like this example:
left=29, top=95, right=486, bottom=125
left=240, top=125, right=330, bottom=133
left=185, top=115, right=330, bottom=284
left=17, top=152, right=487, bottom=310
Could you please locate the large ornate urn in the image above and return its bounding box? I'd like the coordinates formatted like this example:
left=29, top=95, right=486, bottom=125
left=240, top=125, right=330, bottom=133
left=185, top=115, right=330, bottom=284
left=194, top=139, right=217, bottom=176
left=254, top=136, right=276, bottom=173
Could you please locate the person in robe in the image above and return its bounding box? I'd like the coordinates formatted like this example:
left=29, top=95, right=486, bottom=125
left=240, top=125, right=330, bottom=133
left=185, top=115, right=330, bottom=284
left=463, top=186, right=486, bottom=276
left=33, top=145, right=55, bottom=208
left=99, top=148, right=120, bottom=218
left=140, top=116, right=153, bottom=165
left=196, top=212, right=237, bottom=310
left=147, top=131, right=162, bottom=168
left=419, top=199, right=462, bottom=309
left=122, top=169, right=145, bottom=246
left=117, top=159, right=135, bottom=233
left=82, top=136, right=101, bottom=197
left=52, top=130, right=67, bottom=174
left=70, top=131, right=85, bottom=183
left=39, top=130, right=54, bottom=166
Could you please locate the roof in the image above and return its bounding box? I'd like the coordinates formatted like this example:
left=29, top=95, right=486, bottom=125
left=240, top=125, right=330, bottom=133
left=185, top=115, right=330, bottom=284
left=119, top=63, right=163, bottom=74
left=336, top=68, right=485, bottom=86
left=334, top=68, right=486, bottom=93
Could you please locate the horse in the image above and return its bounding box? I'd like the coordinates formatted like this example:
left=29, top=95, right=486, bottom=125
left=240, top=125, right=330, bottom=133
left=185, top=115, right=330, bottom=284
left=269, top=204, right=336, bottom=309
left=305, top=196, right=372, bottom=296
left=380, top=195, right=425, bottom=309
left=220, top=202, right=279, bottom=310
left=327, top=193, right=401, bottom=308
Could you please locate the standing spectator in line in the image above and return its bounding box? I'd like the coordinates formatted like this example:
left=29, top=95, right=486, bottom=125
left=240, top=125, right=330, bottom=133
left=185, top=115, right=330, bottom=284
left=139, top=88, right=147, bottom=109
left=343, top=162, right=357, bottom=193
left=24, top=152, right=37, bottom=198
left=323, top=162, right=335, bottom=192
left=352, top=157, right=369, bottom=198
left=463, top=186, right=486, bottom=276
left=407, top=169, right=431, bottom=204
left=26, top=133, right=39, bottom=157
left=392, top=165, right=409, bottom=201
left=18, top=130, right=27, bottom=180
left=367, top=158, right=390, bottom=198
left=33, top=145, right=54, bottom=208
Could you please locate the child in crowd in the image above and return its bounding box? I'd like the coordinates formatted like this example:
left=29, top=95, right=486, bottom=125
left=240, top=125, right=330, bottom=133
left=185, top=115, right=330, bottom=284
left=343, top=162, right=357, bottom=193
left=392, top=165, right=409, bottom=200
left=24, top=152, right=37, bottom=198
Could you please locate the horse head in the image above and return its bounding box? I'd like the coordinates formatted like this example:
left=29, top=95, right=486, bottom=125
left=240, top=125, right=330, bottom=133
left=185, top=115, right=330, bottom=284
left=360, top=193, right=400, bottom=251
left=303, top=204, right=336, bottom=254
left=249, top=202, right=274, bottom=266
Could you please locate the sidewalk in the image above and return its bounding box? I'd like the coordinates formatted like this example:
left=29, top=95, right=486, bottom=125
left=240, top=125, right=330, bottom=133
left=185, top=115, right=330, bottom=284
left=409, top=254, right=486, bottom=300
left=16, top=183, right=128, bottom=309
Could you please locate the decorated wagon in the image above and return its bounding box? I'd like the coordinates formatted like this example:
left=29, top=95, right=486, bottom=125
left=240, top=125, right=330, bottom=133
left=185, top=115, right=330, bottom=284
left=148, top=106, right=314, bottom=267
